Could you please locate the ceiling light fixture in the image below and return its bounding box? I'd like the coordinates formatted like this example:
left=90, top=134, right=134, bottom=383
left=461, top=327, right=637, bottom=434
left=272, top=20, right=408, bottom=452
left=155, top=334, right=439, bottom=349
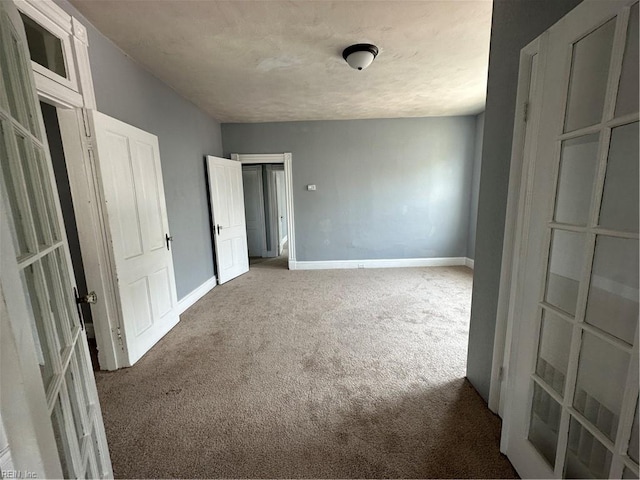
left=342, top=43, right=379, bottom=71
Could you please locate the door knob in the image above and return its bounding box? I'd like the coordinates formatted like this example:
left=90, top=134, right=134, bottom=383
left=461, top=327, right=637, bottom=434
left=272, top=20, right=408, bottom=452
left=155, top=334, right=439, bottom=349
left=76, top=290, right=97, bottom=305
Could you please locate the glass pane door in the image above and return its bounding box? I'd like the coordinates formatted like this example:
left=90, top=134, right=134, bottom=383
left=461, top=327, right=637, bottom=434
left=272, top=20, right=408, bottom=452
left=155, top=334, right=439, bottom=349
left=0, top=6, right=112, bottom=479
left=524, top=3, right=639, bottom=478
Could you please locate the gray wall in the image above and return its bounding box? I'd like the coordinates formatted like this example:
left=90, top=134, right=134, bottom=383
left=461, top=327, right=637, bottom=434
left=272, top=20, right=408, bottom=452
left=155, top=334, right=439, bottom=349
left=223, top=117, right=476, bottom=262
left=467, top=0, right=584, bottom=402
left=467, top=112, right=484, bottom=260
left=54, top=0, right=223, bottom=299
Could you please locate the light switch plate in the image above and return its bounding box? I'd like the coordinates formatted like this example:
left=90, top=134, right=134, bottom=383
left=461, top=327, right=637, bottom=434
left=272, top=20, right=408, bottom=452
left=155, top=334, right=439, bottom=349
left=307, top=184, right=316, bottom=191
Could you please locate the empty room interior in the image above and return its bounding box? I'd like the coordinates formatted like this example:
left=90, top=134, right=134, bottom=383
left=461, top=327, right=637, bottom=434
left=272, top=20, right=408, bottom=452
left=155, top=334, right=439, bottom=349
left=1, top=0, right=638, bottom=479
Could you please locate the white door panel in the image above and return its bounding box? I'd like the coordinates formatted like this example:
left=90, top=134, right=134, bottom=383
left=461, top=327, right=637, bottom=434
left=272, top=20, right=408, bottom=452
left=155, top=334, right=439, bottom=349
left=90, top=111, right=179, bottom=365
left=503, top=1, right=639, bottom=478
left=207, top=156, right=249, bottom=284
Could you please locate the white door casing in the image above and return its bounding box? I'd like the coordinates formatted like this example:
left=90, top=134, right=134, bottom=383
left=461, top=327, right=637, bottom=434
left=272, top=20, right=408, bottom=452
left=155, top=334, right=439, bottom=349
left=490, top=35, right=546, bottom=416
left=0, top=0, right=112, bottom=476
left=231, top=153, right=295, bottom=269
left=242, top=165, right=267, bottom=257
left=15, top=0, right=126, bottom=371
left=90, top=110, right=179, bottom=366
left=207, top=155, right=249, bottom=284
left=502, top=1, right=639, bottom=478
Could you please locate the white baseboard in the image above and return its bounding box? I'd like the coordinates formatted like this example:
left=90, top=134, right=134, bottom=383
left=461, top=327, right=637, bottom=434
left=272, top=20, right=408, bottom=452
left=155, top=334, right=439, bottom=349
left=177, top=276, right=217, bottom=314
left=465, top=258, right=475, bottom=269
left=290, top=257, right=468, bottom=270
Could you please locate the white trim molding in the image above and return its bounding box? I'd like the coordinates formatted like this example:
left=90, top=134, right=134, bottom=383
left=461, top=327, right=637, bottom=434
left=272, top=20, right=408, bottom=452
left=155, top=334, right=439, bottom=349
left=231, top=153, right=296, bottom=267
left=465, top=258, right=475, bottom=269
left=490, top=34, right=546, bottom=420
left=290, top=257, right=468, bottom=270
left=177, top=276, right=217, bottom=314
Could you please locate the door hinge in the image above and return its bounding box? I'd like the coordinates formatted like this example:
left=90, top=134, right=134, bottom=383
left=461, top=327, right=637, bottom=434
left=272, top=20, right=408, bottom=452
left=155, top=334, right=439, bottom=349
left=498, top=366, right=506, bottom=382
left=116, top=327, right=124, bottom=348
left=81, top=108, right=92, bottom=138
left=523, top=101, right=530, bottom=123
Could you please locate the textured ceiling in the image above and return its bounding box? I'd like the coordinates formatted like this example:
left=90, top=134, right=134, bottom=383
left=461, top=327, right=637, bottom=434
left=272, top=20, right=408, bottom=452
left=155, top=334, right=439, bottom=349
left=70, top=0, right=493, bottom=123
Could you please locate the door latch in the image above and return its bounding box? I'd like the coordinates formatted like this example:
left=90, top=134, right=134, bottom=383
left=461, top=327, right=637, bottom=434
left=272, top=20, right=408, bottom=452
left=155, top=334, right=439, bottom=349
left=74, top=288, right=96, bottom=331
left=216, top=224, right=222, bottom=235
left=166, top=233, right=173, bottom=250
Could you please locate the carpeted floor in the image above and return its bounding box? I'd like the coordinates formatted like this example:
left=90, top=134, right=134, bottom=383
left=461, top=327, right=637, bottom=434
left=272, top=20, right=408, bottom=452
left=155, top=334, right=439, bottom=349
left=95, top=257, right=517, bottom=479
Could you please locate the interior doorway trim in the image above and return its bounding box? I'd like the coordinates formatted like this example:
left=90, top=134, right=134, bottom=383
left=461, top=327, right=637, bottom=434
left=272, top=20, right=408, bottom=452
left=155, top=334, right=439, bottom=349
left=488, top=35, right=546, bottom=418
left=231, top=153, right=296, bottom=268
left=17, top=0, right=124, bottom=370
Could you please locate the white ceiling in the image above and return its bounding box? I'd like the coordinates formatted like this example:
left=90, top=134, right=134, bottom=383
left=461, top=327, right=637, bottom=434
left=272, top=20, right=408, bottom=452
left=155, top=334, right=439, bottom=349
left=70, top=0, right=493, bottom=123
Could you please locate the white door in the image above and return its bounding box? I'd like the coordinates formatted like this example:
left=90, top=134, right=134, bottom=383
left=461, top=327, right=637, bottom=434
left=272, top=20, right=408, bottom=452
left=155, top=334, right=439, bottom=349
left=0, top=1, right=112, bottom=477
left=242, top=165, right=267, bottom=257
left=90, top=111, right=179, bottom=366
left=503, top=1, right=639, bottom=478
left=206, top=155, right=249, bottom=284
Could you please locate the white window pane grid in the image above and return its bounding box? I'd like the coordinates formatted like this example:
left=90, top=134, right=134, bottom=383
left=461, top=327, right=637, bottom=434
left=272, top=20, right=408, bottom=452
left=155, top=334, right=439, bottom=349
left=2, top=6, right=112, bottom=477
left=56, top=382, right=84, bottom=478
left=34, top=145, right=61, bottom=243
left=527, top=8, right=640, bottom=476
left=73, top=340, right=96, bottom=421
left=565, top=415, right=613, bottom=478
left=7, top=21, right=39, bottom=136
left=50, top=394, right=74, bottom=478
left=615, top=3, right=639, bottom=118
left=598, top=122, right=639, bottom=233
left=20, top=261, right=58, bottom=391
left=0, top=122, right=34, bottom=258
left=564, top=18, right=616, bottom=133
left=19, top=12, right=68, bottom=79
left=64, top=355, right=90, bottom=447
left=0, top=22, right=30, bottom=131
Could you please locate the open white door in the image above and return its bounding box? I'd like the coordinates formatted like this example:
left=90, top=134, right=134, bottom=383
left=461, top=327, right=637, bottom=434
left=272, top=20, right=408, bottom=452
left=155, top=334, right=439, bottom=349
left=90, top=111, right=179, bottom=366
left=206, top=155, right=249, bottom=284
left=502, top=1, right=639, bottom=478
left=0, top=1, right=111, bottom=476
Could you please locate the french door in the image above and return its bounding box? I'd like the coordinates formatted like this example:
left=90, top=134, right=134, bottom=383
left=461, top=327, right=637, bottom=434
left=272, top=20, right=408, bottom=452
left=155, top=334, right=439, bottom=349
left=504, top=0, right=639, bottom=478
left=0, top=1, right=112, bottom=477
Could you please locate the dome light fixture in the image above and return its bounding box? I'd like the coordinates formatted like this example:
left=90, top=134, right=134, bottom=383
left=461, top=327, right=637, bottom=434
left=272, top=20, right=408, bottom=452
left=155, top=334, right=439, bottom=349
left=342, top=43, right=379, bottom=71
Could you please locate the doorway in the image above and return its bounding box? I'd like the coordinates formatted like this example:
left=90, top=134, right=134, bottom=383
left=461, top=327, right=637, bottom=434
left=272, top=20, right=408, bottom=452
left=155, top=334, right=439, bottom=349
left=242, top=163, right=289, bottom=269
left=231, top=153, right=296, bottom=270
left=40, top=101, right=100, bottom=369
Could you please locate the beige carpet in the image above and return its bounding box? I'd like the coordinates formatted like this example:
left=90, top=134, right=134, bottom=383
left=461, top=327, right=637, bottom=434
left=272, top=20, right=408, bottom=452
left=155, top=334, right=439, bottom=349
left=95, top=258, right=517, bottom=479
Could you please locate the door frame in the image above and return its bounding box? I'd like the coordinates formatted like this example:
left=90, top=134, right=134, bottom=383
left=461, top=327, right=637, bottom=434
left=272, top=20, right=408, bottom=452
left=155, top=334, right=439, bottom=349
left=231, top=153, right=296, bottom=268
left=488, top=35, right=547, bottom=417
left=15, top=0, right=125, bottom=370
